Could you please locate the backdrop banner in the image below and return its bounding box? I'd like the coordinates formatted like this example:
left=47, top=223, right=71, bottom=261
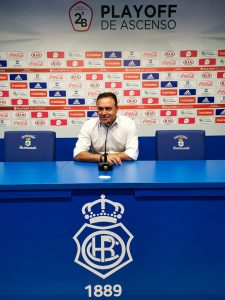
left=0, top=0, right=225, bottom=137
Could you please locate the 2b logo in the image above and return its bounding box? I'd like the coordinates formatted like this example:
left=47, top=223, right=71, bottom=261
left=69, top=1, right=93, bottom=32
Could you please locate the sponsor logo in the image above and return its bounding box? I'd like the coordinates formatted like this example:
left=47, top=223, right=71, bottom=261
left=29, top=82, right=47, bottom=89
left=30, top=91, right=47, bottom=97
left=33, top=119, right=48, bottom=126
left=68, top=98, right=85, bottom=105
left=161, top=81, right=177, bottom=88
left=142, top=51, right=159, bottom=58
left=13, top=112, right=27, bottom=118
left=0, top=90, right=9, bottom=97
left=142, top=118, right=158, bottom=124
left=10, top=74, right=27, bottom=81
left=215, top=117, right=225, bottom=123
left=67, top=60, right=84, bottom=67
left=11, top=99, right=29, bottom=105
left=30, top=51, right=43, bottom=59
left=0, top=74, right=8, bottom=80
left=104, top=51, right=122, bottom=58
left=197, top=110, right=214, bottom=116
left=69, top=111, right=86, bottom=118
left=0, top=112, right=10, bottom=118
left=69, top=1, right=93, bottom=32
left=161, top=59, right=177, bottom=66
left=215, top=109, right=225, bottom=115
left=160, top=110, right=177, bottom=116
left=50, top=119, right=67, bottom=126
left=105, top=60, right=122, bottom=67
left=123, top=60, right=140, bottom=67
left=199, top=58, right=216, bottom=65
left=180, top=50, right=197, bottom=57
left=180, top=72, right=196, bottom=79
left=8, top=51, right=25, bottom=59
left=161, top=89, right=177, bottom=96
left=124, top=90, right=140, bottom=96
left=142, top=73, right=159, bottom=80
left=10, top=82, right=28, bottom=89
left=0, top=60, right=7, bottom=67
left=49, top=99, right=67, bottom=105
left=86, top=51, right=102, bottom=58
left=47, top=51, right=64, bottom=59
left=197, top=97, right=214, bottom=103
left=86, top=74, right=103, bottom=80
left=142, top=97, right=159, bottom=104
left=31, top=112, right=48, bottom=118
left=13, top=120, right=29, bottom=126
left=179, top=97, right=196, bottom=103
left=179, top=89, right=196, bottom=96
left=124, top=73, right=140, bottom=80
left=178, top=118, right=195, bottom=124
left=142, top=82, right=159, bottom=88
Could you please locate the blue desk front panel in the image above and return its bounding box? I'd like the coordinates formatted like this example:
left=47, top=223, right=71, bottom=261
left=0, top=161, right=225, bottom=300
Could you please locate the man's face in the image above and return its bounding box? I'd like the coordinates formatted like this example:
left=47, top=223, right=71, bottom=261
left=97, top=96, right=118, bottom=126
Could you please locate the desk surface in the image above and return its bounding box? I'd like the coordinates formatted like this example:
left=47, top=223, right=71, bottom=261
left=0, top=160, right=225, bottom=190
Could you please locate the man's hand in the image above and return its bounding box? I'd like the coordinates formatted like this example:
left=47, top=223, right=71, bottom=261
left=107, top=153, right=122, bottom=165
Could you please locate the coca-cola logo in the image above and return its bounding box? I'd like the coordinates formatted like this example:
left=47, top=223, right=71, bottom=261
left=124, top=111, right=138, bottom=117
left=49, top=75, right=64, bottom=80
left=198, top=81, right=213, bottom=87
left=142, top=51, right=158, bottom=57
left=180, top=73, right=195, bottom=79
left=162, top=60, right=176, bottom=66
left=217, top=89, right=225, bottom=95
left=142, top=119, right=157, bottom=124
left=69, top=82, right=82, bottom=89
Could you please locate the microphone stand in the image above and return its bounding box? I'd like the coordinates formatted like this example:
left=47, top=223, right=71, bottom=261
left=98, top=122, right=113, bottom=172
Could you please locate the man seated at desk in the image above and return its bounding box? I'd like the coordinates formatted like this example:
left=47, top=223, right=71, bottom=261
left=73, top=92, right=139, bottom=165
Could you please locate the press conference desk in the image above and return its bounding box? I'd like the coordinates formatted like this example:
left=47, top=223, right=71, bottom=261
left=0, top=160, right=225, bottom=300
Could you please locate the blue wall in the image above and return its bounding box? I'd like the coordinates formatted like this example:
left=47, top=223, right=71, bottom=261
left=1, top=136, right=223, bottom=162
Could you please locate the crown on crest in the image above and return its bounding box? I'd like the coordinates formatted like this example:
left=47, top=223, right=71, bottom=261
left=82, top=194, right=124, bottom=224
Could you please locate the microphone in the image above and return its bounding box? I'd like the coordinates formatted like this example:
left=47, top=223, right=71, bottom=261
left=98, top=122, right=113, bottom=171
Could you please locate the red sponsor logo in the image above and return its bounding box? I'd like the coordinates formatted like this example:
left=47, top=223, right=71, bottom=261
left=199, top=58, right=216, bottom=65
left=124, top=73, right=140, bottom=80
left=49, top=99, right=67, bottom=105
left=50, top=119, right=67, bottom=126
left=160, top=110, right=177, bottom=117
left=10, top=82, right=28, bottom=89
left=47, top=51, right=64, bottom=58
left=182, top=59, right=195, bottom=65
left=201, top=72, right=213, bottom=78
left=180, top=72, right=195, bottom=79
left=124, top=90, right=140, bottom=96
left=218, top=50, right=225, bottom=56
left=105, top=82, right=122, bottom=88
left=13, top=120, right=29, bottom=126
left=86, top=74, right=103, bottom=80
left=142, top=97, right=159, bottom=104
left=142, top=82, right=159, bottom=88
left=197, top=109, right=214, bottom=116
left=49, top=74, right=65, bottom=80
left=179, top=97, right=196, bottom=103
left=29, top=61, right=45, bottom=67
left=0, top=90, right=9, bottom=97
left=124, top=111, right=138, bottom=117
left=30, top=51, right=43, bottom=58
left=142, top=51, right=158, bottom=58
left=8, top=51, right=25, bottom=58
left=178, top=118, right=195, bottom=124
left=86, top=51, right=102, bottom=58
left=0, top=112, right=10, bottom=118
left=68, top=82, right=83, bottom=89
left=31, top=112, right=48, bottom=118
left=30, top=91, right=47, bottom=97
left=180, top=50, right=197, bottom=57
left=162, top=118, right=175, bottom=124
left=14, top=112, right=27, bottom=118
left=105, top=60, right=122, bottom=66
left=0, top=74, right=8, bottom=80
left=126, top=98, right=138, bottom=104
left=69, top=111, right=86, bottom=118
left=67, top=60, right=84, bottom=67
left=198, top=81, right=213, bottom=87
left=217, top=72, right=225, bottom=78
left=164, top=51, right=176, bottom=57
left=161, top=59, right=177, bottom=66
left=215, top=117, right=225, bottom=123
left=161, top=89, right=177, bottom=96
left=35, top=120, right=47, bottom=126
left=143, top=118, right=158, bottom=124
left=11, top=99, right=29, bottom=105
left=217, top=89, right=225, bottom=95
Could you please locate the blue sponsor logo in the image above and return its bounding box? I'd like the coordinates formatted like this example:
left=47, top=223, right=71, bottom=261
left=197, top=97, right=214, bottom=103
left=10, top=74, right=27, bottom=81
left=142, top=73, right=159, bottom=80
left=123, top=60, right=141, bottom=67
left=104, top=51, right=122, bottom=58
left=179, top=89, right=196, bottom=96
left=29, top=82, right=47, bottom=89
left=49, top=90, right=66, bottom=97
left=68, top=98, right=85, bottom=105
left=87, top=111, right=98, bottom=118
left=215, top=109, right=225, bottom=115
left=161, top=81, right=178, bottom=88
left=0, top=60, right=7, bottom=67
